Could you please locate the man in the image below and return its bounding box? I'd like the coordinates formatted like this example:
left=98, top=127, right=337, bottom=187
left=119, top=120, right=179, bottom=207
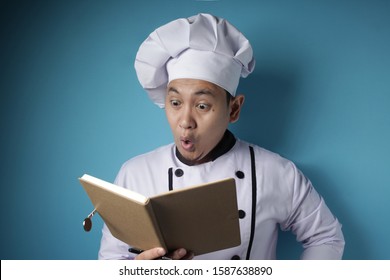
left=98, top=13, right=345, bottom=260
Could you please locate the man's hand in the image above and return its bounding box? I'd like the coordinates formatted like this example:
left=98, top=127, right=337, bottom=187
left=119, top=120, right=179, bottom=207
left=134, top=247, right=194, bottom=260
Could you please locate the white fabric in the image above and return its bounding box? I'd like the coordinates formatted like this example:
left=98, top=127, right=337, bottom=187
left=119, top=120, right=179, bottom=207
left=98, top=139, right=345, bottom=260
left=134, top=13, right=255, bottom=108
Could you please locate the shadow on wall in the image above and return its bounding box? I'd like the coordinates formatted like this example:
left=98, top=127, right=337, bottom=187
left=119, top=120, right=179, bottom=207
left=233, top=66, right=300, bottom=152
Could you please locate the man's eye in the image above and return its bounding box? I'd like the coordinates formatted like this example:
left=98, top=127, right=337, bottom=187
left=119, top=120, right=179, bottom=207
left=170, top=100, right=181, bottom=107
left=197, top=103, right=210, bottom=110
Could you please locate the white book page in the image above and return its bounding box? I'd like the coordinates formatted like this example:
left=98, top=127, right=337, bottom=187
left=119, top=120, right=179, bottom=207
left=80, top=174, right=148, bottom=204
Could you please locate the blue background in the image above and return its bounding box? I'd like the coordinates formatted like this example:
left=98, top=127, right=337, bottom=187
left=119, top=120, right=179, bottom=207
left=1, top=0, right=389, bottom=260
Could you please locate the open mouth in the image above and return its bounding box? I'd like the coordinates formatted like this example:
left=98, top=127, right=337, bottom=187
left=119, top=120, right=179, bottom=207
left=180, top=137, right=194, bottom=151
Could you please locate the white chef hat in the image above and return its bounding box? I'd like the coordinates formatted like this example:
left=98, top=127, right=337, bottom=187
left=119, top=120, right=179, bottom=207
left=134, top=13, right=255, bottom=108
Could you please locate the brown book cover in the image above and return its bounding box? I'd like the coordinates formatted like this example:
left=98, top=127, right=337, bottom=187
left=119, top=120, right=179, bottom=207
left=79, top=174, right=241, bottom=256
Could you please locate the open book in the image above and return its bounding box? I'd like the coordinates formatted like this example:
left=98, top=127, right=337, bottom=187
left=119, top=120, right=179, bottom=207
left=79, top=174, right=241, bottom=256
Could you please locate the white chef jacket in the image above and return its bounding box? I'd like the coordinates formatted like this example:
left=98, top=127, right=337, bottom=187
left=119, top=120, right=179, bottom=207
left=98, top=137, right=345, bottom=260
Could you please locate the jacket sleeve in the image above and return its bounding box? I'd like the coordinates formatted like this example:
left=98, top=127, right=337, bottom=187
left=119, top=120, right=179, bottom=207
left=280, top=163, right=345, bottom=259
left=98, top=224, right=134, bottom=260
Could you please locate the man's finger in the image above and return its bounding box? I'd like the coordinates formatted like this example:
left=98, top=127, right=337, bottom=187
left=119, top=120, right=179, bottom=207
left=135, top=247, right=166, bottom=260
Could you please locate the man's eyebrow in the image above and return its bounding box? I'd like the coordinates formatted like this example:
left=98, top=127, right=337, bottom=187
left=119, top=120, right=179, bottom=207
left=167, top=87, right=215, bottom=96
left=194, top=89, right=215, bottom=96
left=167, top=86, right=179, bottom=93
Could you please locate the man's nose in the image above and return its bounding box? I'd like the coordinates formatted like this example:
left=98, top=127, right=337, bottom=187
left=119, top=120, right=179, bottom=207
left=179, top=107, right=195, bottom=129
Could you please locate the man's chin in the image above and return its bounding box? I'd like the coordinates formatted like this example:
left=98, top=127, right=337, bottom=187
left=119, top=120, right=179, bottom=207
left=176, top=148, right=207, bottom=165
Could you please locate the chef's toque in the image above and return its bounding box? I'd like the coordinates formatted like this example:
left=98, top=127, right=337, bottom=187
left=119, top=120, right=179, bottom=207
left=134, top=13, right=255, bottom=108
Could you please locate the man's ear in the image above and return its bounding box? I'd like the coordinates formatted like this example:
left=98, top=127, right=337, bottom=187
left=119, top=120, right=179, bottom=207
left=229, top=94, right=245, bottom=123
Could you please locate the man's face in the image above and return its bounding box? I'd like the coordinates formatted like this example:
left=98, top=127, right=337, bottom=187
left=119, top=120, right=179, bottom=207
left=165, top=78, right=239, bottom=164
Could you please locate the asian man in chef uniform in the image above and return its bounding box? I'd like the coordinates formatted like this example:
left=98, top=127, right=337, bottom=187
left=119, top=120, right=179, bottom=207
left=98, top=13, right=345, bottom=260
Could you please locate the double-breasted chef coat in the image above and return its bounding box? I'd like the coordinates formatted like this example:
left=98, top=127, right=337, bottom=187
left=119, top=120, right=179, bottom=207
left=98, top=132, right=345, bottom=260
